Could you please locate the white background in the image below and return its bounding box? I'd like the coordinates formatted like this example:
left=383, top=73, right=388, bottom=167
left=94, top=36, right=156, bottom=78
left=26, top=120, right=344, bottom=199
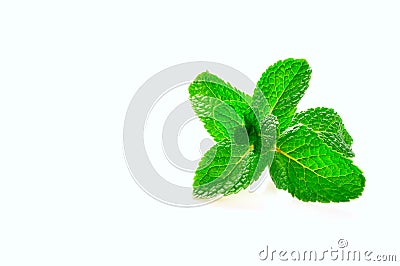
left=1, top=1, right=399, bottom=265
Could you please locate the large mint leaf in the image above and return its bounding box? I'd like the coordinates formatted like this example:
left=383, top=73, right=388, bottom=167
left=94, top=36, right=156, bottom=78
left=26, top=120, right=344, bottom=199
left=290, top=107, right=354, bottom=158
left=270, top=125, right=365, bottom=202
left=256, top=58, right=311, bottom=132
left=189, top=72, right=251, bottom=142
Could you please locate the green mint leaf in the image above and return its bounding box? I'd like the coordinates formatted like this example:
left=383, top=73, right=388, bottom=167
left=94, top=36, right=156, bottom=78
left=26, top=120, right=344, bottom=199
left=193, top=140, right=256, bottom=198
left=256, top=58, right=312, bottom=132
left=189, top=72, right=251, bottom=142
left=270, top=125, right=365, bottom=202
left=190, top=94, right=248, bottom=144
left=290, top=107, right=354, bottom=158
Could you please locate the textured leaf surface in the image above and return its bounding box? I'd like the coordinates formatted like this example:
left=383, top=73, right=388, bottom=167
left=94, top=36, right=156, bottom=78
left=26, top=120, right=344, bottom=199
left=290, top=107, right=354, bottom=157
left=193, top=115, right=277, bottom=198
left=270, top=125, right=365, bottom=202
left=190, top=95, right=248, bottom=144
left=251, top=87, right=271, bottom=120
left=257, top=58, right=311, bottom=132
left=224, top=115, right=277, bottom=195
left=193, top=141, right=255, bottom=198
left=189, top=72, right=251, bottom=142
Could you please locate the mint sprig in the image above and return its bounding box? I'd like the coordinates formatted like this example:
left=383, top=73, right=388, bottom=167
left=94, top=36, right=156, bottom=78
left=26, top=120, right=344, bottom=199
left=188, top=58, right=365, bottom=203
